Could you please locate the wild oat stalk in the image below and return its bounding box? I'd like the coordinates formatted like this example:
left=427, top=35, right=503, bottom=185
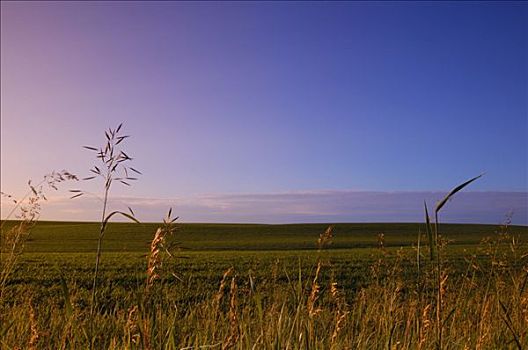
left=330, top=278, right=349, bottom=349
left=28, top=298, right=40, bottom=350
left=0, top=170, right=77, bottom=299
left=125, top=305, right=140, bottom=346
left=308, top=226, right=334, bottom=323
left=146, top=208, right=178, bottom=290
left=223, top=277, right=240, bottom=350
left=72, top=124, right=141, bottom=344
left=214, top=267, right=234, bottom=316
left=1, top=171, right=77, bottom=226
left=317, top=225, right=334, bottom=251
left=307, top=262, right=322, bottom=318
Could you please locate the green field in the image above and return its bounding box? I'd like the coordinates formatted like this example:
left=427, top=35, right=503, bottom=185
left=11, top=221, right=524, bottom=296
left=19, top=221, right=527, bottom=252
left=1, top=221, right=527, bottom=349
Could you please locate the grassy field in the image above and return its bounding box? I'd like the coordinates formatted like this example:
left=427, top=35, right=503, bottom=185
left=1, top=221, right=527, bottom=349
left=16, top=221, right=526, bottom=252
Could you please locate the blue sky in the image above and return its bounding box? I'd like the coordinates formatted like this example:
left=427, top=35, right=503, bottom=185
left=1, top=2, right=527, bottom=223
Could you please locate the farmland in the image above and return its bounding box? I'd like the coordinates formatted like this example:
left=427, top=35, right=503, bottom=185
left=1, top=221, right=527, bottom=349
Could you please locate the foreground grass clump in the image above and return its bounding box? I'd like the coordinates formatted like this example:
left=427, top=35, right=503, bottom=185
left=1, top=223, right=526, bottom=349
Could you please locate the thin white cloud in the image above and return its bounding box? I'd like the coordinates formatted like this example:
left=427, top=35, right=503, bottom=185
left=1, top=190, right=526, bottom=225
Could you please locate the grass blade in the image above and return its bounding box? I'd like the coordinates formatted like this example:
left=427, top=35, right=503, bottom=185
left=499, top=299, right=522, bottom=350
left=435, top=174, right=484, bottom=213
left=55, top=265, right=73, bottom=318
left=102, top=211, right=140, bottom=231
left=417, top=228, right=421, bottom=276
left=424, top=201, right=434, bottom=261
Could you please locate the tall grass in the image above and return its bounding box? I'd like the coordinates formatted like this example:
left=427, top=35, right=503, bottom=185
left=423, top=174, right=483, bottom=349
left=1, top=128, right=526, bottom=349
left=0, top=170, right=77, bottom=299
left=71, top=124, right=141, bottom=346
left=1, top=224, right=525, bottom=349
left=146, top=208, right=179, bottom=290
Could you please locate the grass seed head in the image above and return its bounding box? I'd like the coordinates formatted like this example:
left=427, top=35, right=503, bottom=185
left=317, top=225, right=334, bottom=250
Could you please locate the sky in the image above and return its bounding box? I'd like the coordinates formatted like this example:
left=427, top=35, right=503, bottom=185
left=1, top=1, right=527, bottom=224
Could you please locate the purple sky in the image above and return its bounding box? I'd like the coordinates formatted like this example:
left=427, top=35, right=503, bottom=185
left=1, top=2, right=527, bottom=224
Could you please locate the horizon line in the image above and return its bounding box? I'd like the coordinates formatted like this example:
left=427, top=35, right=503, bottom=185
left=1, top=219, right=526, bottom=228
